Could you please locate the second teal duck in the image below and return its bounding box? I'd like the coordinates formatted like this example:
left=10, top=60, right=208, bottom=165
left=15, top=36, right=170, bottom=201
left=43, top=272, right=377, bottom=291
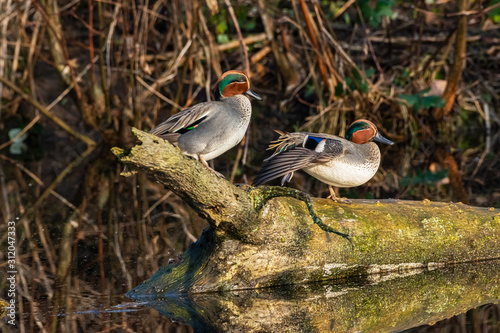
left=252, top=119, right=394, bottom=200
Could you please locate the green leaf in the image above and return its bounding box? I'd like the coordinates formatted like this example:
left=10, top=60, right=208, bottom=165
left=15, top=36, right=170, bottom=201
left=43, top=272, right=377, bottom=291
left=216, top=21, right=227, bottom=35
left=360, top=81, right=368, bottom=93
left=344, top=12, right=351, bottom=24
left=244, top=20, right=256, bottom=31
left=487, top=0, right=500, bottom=21
left=345, top=77, right=353, bottom=95
left=335, top=82, right=344, bottom=97
left=8, top=128, right=28, bottom=155
left=357, top=0, right=396, bottom=28
left=398, top=90, right=445, bottom=110
left=375, top=0, right=395, bottom=18
left=217, top=34, right=229, bottom=44
left=400, top=169, right=449, bottom=186
left=304, top=83, right=316, bottom=99
left=399, top=94, right=420, bottom=108
left=420, top=95, right=445, bottom=108
left=365, top=68, right=375, bottom=78
left=402, top=68, right=410, bottom=78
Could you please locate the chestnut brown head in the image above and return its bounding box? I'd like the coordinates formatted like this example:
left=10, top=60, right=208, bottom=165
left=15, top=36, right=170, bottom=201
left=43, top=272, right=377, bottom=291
left=215, top=70, right=262, bottom=101
left=345, top=119, right=394, bottom=145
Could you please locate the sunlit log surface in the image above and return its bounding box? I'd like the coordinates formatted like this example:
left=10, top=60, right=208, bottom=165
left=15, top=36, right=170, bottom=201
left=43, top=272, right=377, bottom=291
left=112, top=128, right=500, bottom=295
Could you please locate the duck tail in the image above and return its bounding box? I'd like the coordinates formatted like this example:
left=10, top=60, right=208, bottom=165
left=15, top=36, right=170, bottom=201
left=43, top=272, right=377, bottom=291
left=151, top=132, right=181, bottom=145
left=281, top=172, right=294, bottom=185
left=253, top=148, right=315, bottom=186
left=266, top=131, right=306, bottom=159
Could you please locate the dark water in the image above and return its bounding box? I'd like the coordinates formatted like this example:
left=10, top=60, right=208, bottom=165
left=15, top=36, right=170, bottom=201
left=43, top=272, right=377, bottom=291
left=131, top=262, right=500, bottom=332
left=2, top=257, right=500, bottom=332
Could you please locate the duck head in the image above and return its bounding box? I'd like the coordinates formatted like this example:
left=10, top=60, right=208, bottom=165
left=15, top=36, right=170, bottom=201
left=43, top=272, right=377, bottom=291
left=215, top=70, right=262, bottom=101
left=345, top=119, right=394, bottom=145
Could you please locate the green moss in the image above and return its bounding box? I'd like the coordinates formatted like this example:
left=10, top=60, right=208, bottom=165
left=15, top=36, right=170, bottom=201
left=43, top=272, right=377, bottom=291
left=0, top=298, right=9, bottom=319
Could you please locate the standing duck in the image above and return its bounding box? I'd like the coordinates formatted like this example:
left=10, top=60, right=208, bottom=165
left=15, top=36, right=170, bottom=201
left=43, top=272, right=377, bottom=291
left=252, top=119, right=394, bottom=200
left=150, top=70, right=261, bottom=175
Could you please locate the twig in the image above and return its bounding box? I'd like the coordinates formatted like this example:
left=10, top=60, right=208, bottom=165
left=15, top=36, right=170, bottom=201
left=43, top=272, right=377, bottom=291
left=355, top=4, right=384, bottom=78
left=0, top=161, right=11, bottom=223
left=142, top=39, right=192, bottom=99
left=33, top=0, right=83, bottom=99
left=0, top=76, right=96, bottom=146
left=0, top=153, right=78, bottom=211
left=321, top=27, right=364, bottom=77
left=105, top=3, right=121, bottom=93
left=471, top=103, right=491, bottom=178
left=433, top=0, right=468, bottom=120
left=136, top=75, right=182, bottom=110
left=198, top=9, right=222, bottom=78
left=333, top=0, right=356, bottom=20
left=97, top=207, right=106, bottom=296
left=113, top=211, right=133, bottom=290
left=88, top=0, right=96, bottom=97
left=142, top=33, right=267, bottom=62
left=421, top=29, right=455, bottom=74
left=299, top=0, right=330, bottom=90
left=0, top=0, right=10, bottom=123
left=224, top=0, right=251, bottom=76
left=96, top=0, right=111, bottom=120
left=67, top=197, right=87, bottom=282
left=0, top=115, right=40, bottom=151
left=181, top=218, right=197, bottom=243
left=313, top=3, right=338, bottom=88
left=11, top=0, right=30, bottom=82
left=46, top=55, right=100, bottom=111
left=142, top=191, right=173, bottom=218
left=368, top=34, right=482, bottom=44
left=230, top=135, right=245, bottom=183
left=18, top=146, right=95, bottom=223
left=435, top=147, right=469, bottom=204
left=253, top=187, right=351, bottom=241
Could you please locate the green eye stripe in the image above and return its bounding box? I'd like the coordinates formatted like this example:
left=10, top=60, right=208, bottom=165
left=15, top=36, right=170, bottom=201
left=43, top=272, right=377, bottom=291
left=219, top=73, right=247, bottom=93
left=345, top=121, right=370, bottom=140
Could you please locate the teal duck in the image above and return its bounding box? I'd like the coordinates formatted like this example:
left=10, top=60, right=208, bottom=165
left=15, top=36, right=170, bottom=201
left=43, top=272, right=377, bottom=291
left=252, top=120, right=394, bottom=200
left=150, top=70, right=261, bottom=174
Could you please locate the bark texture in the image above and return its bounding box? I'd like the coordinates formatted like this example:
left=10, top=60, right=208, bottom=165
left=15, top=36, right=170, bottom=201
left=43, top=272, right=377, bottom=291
left=111, top=128, right=500, bottom=295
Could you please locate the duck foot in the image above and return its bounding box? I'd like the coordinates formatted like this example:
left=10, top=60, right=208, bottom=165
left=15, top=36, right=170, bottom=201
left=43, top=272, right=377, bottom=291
left=199, top=155, right=226, bottom=179
left=327, top=186, right=351, bottom=204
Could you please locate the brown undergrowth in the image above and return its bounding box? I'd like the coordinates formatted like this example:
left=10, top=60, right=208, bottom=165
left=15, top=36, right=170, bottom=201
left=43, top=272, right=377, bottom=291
left=0, top=0, right=499, bottom=330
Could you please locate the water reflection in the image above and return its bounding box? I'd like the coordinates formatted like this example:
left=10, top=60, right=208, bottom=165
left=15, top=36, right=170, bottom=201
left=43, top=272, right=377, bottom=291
left=4, top=261, right=498, bottom=332
left=132, top=262, right=500, bottom=332
left=404, top=302, right=500, bottom=333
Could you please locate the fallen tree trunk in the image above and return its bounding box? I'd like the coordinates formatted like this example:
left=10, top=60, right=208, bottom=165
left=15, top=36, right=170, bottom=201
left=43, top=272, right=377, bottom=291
left=111, top=128, right=500, bottom=296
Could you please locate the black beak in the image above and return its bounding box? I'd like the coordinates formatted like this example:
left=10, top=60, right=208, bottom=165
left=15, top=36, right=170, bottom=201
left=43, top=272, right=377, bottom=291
left=373, top=131, right=394, bottom=145
left=245, top=89, right=262, bottom=101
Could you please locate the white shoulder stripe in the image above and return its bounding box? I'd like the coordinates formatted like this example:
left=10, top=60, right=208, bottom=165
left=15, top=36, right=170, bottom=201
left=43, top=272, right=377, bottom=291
left=315, top=139, right=327, bottom=153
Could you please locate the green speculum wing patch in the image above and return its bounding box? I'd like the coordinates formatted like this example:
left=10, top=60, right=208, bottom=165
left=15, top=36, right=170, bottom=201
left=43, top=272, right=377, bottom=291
left=175, top=116, right=207, bottom=134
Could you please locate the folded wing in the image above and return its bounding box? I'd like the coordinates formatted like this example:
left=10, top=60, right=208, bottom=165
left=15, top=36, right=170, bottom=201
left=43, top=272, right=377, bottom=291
left=150, top=104, right=212, bottom=143
left=253, top=134, right=346, bottom=186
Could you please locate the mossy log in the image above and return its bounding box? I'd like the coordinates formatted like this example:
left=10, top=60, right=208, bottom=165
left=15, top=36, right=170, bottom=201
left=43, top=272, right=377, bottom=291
left=111, top=128, right=500, bottom=296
